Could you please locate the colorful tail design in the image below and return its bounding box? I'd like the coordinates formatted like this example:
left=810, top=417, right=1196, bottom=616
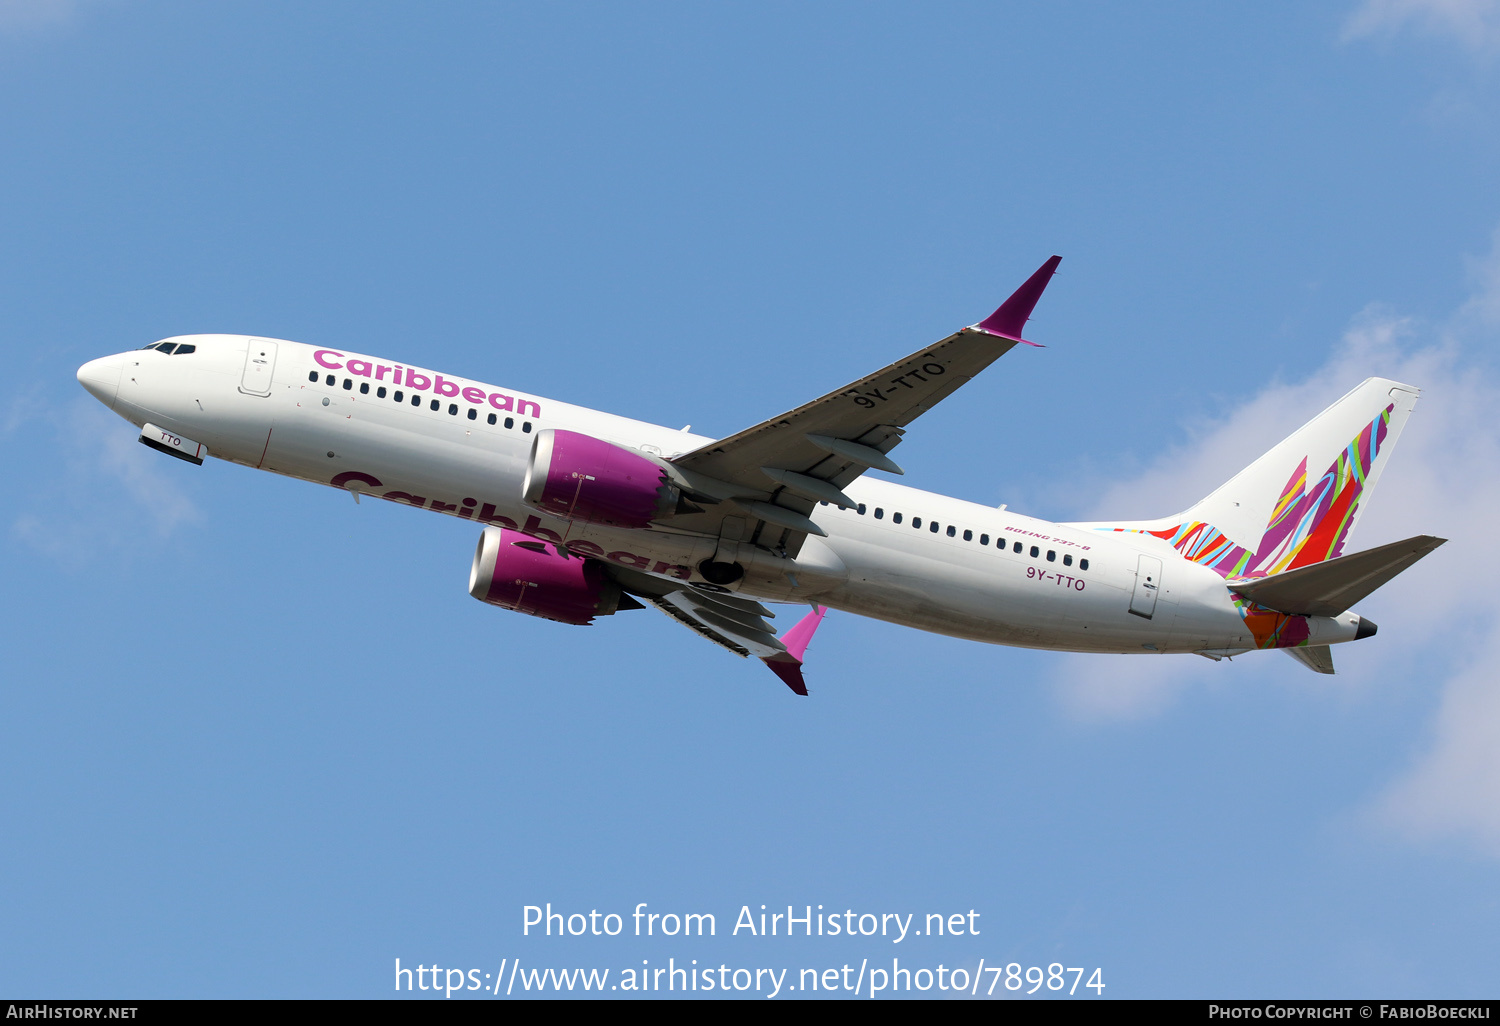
left=1072, top=377, right=1421, bottom=648
left=1137, top=394, right=1401, bottom=581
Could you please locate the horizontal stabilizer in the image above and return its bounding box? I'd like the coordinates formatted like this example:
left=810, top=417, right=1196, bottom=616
left=1284, top=646, right=1336, bottom=675
left=1232, top=534, right=1446, bottom=617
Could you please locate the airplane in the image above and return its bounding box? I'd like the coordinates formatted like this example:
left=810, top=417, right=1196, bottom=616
left=75, top=256, right=1444, bottom=695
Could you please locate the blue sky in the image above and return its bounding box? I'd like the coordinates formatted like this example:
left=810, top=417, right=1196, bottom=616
left=4, top=0, right=1500, bottom=999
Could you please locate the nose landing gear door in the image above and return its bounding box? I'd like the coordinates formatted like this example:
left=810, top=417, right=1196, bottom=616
left=239, top=339, right=278, bottom=397
left=1129, top=554, right=1162, bottom=619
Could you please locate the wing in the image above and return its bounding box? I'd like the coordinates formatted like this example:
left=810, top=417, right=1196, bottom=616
left=606, top=565, right=827, bottom=695
left=661, top=256, right=1061, bottom=556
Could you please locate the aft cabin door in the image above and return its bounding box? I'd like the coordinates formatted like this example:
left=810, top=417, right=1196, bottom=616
left=239, top=339, right=278, bottom=397
left=1129, top=555, right=1162, bottom=619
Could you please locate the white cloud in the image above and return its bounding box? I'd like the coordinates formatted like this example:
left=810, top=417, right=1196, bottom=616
left=1053, top=234, right=1500, bottom=855
left=1053, top=654, right=1199, bottom=723
left=1343, top=0, right=1500, bottom=51
left=1378, top=628, right=1500, bottom=852
left=6, top=394, right=200, bottom=567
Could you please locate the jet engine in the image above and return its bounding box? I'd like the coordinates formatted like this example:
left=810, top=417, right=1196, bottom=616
left=521, top=428, right=681, bottom=529
left=468, top=526, right=638, bottom=625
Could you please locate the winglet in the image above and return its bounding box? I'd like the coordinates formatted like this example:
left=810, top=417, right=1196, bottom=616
left=761, top=605, right=827, bottom=696
left=974, top=255, right=1061, bottom=346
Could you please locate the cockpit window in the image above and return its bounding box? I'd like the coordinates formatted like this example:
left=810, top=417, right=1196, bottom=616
left=174, top=344, right=195, bottom=355
left=156, top=342, right=178, bottom=354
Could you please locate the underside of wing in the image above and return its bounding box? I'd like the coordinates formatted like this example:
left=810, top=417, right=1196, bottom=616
left=650, top=589, right=785, bottom=660
left=606, top=565, right=826, bottom=695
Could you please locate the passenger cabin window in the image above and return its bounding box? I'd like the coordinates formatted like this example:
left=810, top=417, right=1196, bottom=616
left=893, top=513, right=902, bottom=524
left=1046, top=550, right=1056, bottom=562
left=963, top=529, right=972, bottom=541
left=912, top=517, right=922, bottom=529
left=1080, top=558, right=1090, bottom=571
left=1013, top=542, right=1023, bottom=554
left=430, top=399, right=440, bottom=411
left=359, top=382, right=369, bottom=394
left=504, top=417, right=514, bottom=429
left=523, top=422, right=532, bottom=433
left=487, top=413, right=497, bottom=425
left=343, top=378, right=353, bottom=390
left=1063, top=554, right=1073, bottom=566
left=947, top=525, right=956, bottom=538
left=467, top=408, right=477, bottom=420
left=308, top=371, right=318, bottom=382
left=857, top=504, right=866, bottom=515
left=1030, top=545, right=1039, bottom=558
left=377, top=387, right=387, bottom=398
left=326, top=374, right=336, bottom=386
left=448, top=403, right=458, bottom=415
left=394, top=390, right=404, bottom=402
left=980, top=533, right=989, bottom=545
left=874, top=508, right=884, bottom=519
left=930, top=521, right=939, bottom=533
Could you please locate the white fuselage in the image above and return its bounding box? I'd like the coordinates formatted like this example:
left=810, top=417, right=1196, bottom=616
left=77, top=334, right=1365, bottom=657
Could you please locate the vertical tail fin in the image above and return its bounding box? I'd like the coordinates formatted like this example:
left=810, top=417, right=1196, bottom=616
left=1083, top=378, right=1421, bottom=580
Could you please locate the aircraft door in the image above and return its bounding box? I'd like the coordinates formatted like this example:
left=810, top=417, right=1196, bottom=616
left=239, top=339, right=278, bottom=397
left=1129, top=555, right=1162, bottom=619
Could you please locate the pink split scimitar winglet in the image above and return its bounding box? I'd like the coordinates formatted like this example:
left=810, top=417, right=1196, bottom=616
left=781, top=604, right=826, bottom=661
left=761, top=605, right=827, bottom=696
left=974, top=255, right=1061, bottom=346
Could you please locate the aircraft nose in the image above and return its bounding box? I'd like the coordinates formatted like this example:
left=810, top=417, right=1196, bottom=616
left=77, top=354, right=123, bottom=408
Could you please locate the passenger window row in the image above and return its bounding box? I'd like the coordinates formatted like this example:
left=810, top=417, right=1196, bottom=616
left=818, top=500, right=1089, bottom=571
left=309, top=371, right=533, bottom=433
